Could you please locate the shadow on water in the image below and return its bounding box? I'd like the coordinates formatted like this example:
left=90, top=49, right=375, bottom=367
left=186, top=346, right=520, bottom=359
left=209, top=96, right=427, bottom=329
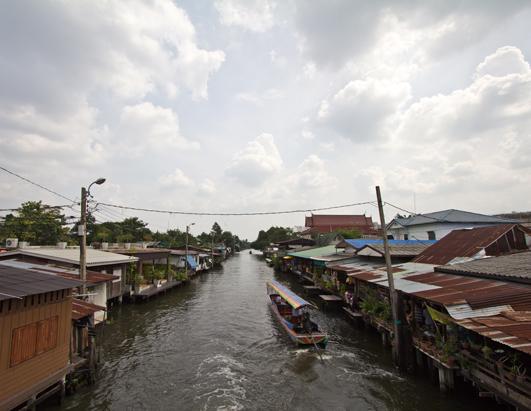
left=48, top=252, right=505, bottom=411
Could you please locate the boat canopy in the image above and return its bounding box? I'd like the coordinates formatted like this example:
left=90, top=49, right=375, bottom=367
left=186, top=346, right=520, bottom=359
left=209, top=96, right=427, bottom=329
left=267, top=280, right=313, bottom=310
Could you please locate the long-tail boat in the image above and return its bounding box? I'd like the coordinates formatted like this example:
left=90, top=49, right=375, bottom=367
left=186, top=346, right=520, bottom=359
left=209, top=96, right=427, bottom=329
left=266, top=280, right=328, bottom=348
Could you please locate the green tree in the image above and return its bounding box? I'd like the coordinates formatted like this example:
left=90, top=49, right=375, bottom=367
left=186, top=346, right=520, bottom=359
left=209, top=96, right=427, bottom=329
left=0, top=201, right=69, bottom=245
left=250, top=226, right=294, bottom=250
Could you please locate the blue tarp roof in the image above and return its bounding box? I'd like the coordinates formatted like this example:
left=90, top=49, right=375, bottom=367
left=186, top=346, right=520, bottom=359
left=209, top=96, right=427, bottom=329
left=343, top=239, right=437, bottom=250
left=186, top=255, right=197, bottom=269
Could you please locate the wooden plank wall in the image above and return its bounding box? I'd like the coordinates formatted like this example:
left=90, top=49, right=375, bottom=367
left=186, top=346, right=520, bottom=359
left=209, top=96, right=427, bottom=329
left=0, top=290, right=72, bottom=408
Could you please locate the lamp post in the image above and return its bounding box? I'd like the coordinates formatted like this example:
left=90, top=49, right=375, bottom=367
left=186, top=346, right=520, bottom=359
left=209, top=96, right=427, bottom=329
left=211, top=230, right=215, bottom=269
left=79, top=177, right=106, bottom=297
left=185, top=222, right=195, bottom=279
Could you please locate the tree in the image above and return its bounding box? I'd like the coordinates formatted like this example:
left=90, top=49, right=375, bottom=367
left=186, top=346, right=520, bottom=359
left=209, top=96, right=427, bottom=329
left=0, top=201, right=69, bottom=245
left=335, top=228, right=362, bottom=239
left=250, top=226, right=294, bottom=250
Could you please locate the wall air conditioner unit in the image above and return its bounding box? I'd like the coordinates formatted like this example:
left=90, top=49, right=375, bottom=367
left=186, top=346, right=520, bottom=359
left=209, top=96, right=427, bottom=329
left=5, top=238, right=18, bottom=248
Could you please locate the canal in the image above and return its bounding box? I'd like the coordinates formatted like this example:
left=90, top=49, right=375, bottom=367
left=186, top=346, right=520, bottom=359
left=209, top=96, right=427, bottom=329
left=53, top=252, right=502, bottom=410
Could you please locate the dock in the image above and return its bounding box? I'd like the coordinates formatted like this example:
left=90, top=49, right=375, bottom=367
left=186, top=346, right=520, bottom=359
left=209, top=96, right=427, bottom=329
left=319, top=294, right=343, bottom=310
left=302, top=285, right=321, bottom=295
left=342, top=307, right=363, bottom=321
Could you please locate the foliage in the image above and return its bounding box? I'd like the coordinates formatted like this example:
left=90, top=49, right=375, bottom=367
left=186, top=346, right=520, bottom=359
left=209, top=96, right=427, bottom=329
left=359, top=289, right=392, bottom=321
left=250, top=226, right=295, bottom=250
left=0, top=201, right=69, bottom=245
left=336, top=228, right=362, bottom=239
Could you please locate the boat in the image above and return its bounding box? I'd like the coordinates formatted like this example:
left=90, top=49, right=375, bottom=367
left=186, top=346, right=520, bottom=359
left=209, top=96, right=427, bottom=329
left=266, top=280, right=328, bottom=348
left=265, top=257, right=273, bottom=266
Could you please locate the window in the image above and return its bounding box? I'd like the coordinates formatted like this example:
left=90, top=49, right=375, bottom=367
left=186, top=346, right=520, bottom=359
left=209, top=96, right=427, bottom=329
left=404, top=234, right=409, bottom=240
left=10, top=316, right=59, bottom=367
left=10, top=323, right=37, bottom=366
left=427, top=231, right=436, bottom=240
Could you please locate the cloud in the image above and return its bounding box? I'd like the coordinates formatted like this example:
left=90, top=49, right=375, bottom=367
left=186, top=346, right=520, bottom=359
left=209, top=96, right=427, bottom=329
left=475, top=46, right=530, bottom=78
left=116, top=102, right=200, bottom=157
left=361, top=46, right=531, bottom=205
left=159, top=169, right=193, bottom=188
left=226, top=133, right=282, bottom=185
left=198, top=179, right=216, bottom=196
left=318, top=78, right=410, bottom=142
left=287, top=154, right=337, bottom=191
left=215, top=0, right=276, bottom=32
left=235, top=88, right=284, bottom=105
left=293, top=1, right=528, bottom=69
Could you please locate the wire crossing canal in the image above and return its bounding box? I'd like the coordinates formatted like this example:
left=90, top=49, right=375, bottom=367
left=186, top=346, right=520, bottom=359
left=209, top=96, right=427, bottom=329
left=50, top=253, right=501, bottom=410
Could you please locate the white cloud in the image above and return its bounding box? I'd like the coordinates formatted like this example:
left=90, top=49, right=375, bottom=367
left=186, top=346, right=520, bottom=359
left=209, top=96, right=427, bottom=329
left=235, top=88, right=284, bottom=106
left=116, top=102, right=200, bottom=157
left=198, top=179, right=216, bottom=196
left=360, top=46, right=531, bottom=205
left=293, top=1, right=528, bottom=69
left=226, top=133, right=283, bottom=185
left=475, top=46, right=530, bottom=78
left=287, top=155, right=337, bottom=191
left=215, top=0, right=276, bottom=32
left=159, top=169, right=193, bottom=188
left=318, top=78, right=411, bottom=142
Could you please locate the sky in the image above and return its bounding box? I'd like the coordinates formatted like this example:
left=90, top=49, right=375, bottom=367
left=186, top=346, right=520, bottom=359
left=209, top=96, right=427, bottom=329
left=0, top=0, right=530, bottom=241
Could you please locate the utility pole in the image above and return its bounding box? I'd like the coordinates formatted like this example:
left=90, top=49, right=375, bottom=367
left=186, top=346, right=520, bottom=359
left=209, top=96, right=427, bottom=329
left=211, top=231, right=214, bottom=269
left=79, top=178, right=106, bottom=298
left=79, top=186, right=88, bottom=296
left=185, top=222, right=195, bottom=278
left=376, top=186, right=406, bottom=370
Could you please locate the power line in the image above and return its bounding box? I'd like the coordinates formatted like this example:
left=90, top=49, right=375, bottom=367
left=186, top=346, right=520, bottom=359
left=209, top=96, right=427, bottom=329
left=0, top=165, right=76, bottom=204
left=384, top=201, right=446, bottom=223
left=96, top=200, right=376, bottom=217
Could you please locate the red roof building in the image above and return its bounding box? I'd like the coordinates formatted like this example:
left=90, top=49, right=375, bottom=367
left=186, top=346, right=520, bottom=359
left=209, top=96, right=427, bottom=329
left=303, top=214, right=376, bottom=235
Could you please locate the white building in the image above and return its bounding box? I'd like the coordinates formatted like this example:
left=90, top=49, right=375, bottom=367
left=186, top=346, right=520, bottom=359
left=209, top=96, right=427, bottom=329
left=387, top=209, right=518, bottom=241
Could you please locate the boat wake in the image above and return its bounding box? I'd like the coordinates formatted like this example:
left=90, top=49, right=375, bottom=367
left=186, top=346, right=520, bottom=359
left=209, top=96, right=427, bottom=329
left=194, top=354, right=248, bottom=411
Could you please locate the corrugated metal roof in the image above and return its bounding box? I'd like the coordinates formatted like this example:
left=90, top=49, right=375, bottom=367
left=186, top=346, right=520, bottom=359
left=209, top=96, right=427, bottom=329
left=456, top=313, right=531, bottom=354
left=413, top=224, right=525, bottom=265
left=436, top=251, right=531, bottom=284
left=0, top=260, right=117, bottom=284
left=0, top=248, right=138, bottom=266
left=0, top=265, right=80, bottom=301
left=72, top=299, right=106, bottom=320
left=287, top=245, right=340, bottom=259
left=389, top=209, right=518, bottom=228
left=356, top=243, right=432, bottom=258
left=339, top=239, right=436, bottom=250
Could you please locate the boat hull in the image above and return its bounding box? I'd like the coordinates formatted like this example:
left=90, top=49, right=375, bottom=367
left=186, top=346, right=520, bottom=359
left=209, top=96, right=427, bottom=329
left=269, top=302, right=328, bottom=348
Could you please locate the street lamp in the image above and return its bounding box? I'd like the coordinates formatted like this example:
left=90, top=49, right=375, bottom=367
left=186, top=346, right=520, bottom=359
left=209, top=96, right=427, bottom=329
left=210, top=230, right=215, bottom=270
left=80, top=177, right=106, bottom=296
left=185, top=222, right=195, bottom=279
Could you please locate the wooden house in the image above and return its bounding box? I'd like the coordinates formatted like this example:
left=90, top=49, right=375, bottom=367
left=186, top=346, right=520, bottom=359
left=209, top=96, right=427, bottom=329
left=0, top=265, right=80, bottom=410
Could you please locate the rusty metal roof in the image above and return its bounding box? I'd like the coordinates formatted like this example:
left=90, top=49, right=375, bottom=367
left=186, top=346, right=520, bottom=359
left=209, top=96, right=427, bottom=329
left=436, top=251, right=531, bottom=284
left=457, top=313, right=531, bottom=354
left=72, top=299, right=106, bottom=320
left=0, top=265, right=81, bottom=301
left=413, top=224, right=526, bottom=265
left=0, top=260, right=117, bottom=284
left=356, top=243, right=431, bottom=258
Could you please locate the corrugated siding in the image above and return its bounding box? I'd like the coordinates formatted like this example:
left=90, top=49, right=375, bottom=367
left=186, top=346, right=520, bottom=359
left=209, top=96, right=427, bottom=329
left=0, top=293, right=72, bottom=408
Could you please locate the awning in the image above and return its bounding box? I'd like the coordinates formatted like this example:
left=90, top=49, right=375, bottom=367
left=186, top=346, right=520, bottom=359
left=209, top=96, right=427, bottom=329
left=267, top=280, right=314, bottom=310
left=186, top=255, right=197, bottom=269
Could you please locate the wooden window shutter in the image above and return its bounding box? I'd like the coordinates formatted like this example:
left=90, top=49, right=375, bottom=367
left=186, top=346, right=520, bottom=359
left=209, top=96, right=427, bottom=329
left=36, top=316, right=59, bottom=354
left=10, top=323, right=38, bottom=366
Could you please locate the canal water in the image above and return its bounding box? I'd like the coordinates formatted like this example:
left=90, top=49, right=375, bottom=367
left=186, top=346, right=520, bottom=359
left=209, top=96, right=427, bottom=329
left=54, top=252, right=502, bottom=411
